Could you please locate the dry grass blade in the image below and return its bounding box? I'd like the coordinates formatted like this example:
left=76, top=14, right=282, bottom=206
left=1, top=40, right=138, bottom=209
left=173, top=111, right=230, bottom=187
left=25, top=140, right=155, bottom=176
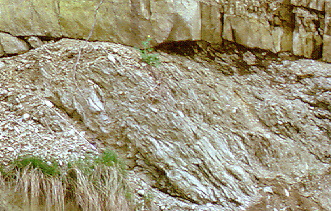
left=42, top=174, right=65, bottom=211
left=92, top=165, right=131, bottom=211
left=71, top=166, right=100, bottom=211
left=65, top=160, right=132, bottom=211
left=0, top=150, right=133, bottom=211
left=12, top=166, right=66, bottom=211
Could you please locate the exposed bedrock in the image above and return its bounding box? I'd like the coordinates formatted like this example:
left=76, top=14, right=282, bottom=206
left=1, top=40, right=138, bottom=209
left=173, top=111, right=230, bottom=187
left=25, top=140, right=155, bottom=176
left=0, top=0, right=330, bottom=62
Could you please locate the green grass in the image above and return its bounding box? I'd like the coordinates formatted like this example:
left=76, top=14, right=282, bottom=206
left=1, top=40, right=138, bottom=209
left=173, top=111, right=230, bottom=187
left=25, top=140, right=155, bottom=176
left=94, top=149, right=119, bottom=166
left=139, top=36, right=161, bottom=66
left=12, top=156, right=60, bottom=176
left=0, top=149, right=133, bottom=210
left=94, top=149, right=126, bottom=170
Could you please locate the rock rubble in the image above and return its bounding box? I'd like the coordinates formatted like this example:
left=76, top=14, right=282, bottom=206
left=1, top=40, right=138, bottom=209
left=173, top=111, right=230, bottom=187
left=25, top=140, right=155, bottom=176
left=0, top=38, right=331, bottom=210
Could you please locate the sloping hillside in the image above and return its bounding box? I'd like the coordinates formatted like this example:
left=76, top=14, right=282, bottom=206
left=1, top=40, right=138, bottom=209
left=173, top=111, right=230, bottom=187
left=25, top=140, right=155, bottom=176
left=0, top=39, right=331, bottom=210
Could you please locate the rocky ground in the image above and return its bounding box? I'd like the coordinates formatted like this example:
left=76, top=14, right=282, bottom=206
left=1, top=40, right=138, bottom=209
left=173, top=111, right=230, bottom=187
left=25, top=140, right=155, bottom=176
left=0, top=45, right=98, bottom=165
left=0, top=39, right=331, bottom=210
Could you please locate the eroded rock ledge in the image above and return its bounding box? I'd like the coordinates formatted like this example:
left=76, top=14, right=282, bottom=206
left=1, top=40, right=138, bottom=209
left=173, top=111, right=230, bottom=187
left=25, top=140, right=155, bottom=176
left=0, top=0, right=330, bottom=62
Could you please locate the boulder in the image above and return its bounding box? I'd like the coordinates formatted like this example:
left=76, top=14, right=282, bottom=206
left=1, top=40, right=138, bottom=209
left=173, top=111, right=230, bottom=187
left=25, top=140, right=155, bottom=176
left=0, top=32, right=29, bottom=55
left=0, top=0, right=61, bottom=37
left=27, top=36, right=43, bottom=48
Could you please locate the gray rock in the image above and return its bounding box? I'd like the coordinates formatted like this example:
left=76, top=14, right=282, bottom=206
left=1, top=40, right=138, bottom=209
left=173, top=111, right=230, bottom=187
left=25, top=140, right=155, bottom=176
left=1, top=37, right=331, bottom=210
left=0, top=43, right=4, bottom=57
left=27, top=36, right=43, bottom=48
left=29, top=39, right=331, bottom=210
left=0, top=32, right=29, bottom=54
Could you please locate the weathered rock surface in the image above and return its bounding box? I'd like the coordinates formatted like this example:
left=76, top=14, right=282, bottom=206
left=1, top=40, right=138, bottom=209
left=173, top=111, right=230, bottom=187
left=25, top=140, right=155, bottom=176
left=0, top=56, right=97, bottom=165
left=222, top=0, right=293, bottom=53
left=1, top=38, right=330, bottom=210
left=0, top=0, right=217, bottom=47
left=222, top=0, right=330, bottom=61
left=324, top=2, right=331, bottom=61
left=0, top=0, right=330, bottom=62
left=0, top=32, right=30, bottom=55
left=291, top=0, right=326, bottom=11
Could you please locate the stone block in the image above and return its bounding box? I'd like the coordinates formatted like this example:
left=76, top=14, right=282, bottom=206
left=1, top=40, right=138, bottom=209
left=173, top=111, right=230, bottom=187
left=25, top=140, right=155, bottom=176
left=292, top=7, right=323, bottom=58
left=0, top=0, right=205, bottom=47
left=223, top=14, right=291, bottom=53
left=200, top=2, right=222, bottom=44
left=323, top=1, right=331, bottom=61
left=0, top=44, right=4, bottom=57
left=0, top=0, right=61, bottom=37
left=0, top=32, right=29, bottom=55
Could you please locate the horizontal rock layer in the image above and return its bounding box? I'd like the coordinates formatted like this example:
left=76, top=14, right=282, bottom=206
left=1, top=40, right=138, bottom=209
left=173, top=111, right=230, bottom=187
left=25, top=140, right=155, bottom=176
left=0, top=0, right=330, bottom=62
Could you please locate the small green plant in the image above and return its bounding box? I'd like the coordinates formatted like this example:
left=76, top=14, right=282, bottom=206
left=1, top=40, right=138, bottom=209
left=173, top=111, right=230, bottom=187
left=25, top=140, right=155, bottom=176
left=94, top=149, right=126, bottom=175
left=13, top=156, right=60, bottom=176
left=139, top=35, right=160, bottom=66
left=94, top=149, right=119, bottom=166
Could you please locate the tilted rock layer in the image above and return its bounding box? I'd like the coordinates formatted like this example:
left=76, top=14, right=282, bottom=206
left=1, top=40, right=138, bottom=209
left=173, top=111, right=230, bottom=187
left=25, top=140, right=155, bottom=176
left=2, top=38, right=330, bottom=210
left=0, top=0, right=330, bottom=62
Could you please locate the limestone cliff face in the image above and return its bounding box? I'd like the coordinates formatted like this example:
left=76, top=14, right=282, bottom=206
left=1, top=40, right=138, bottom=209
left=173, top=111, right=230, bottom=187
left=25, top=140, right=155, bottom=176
left=0, top=0, right=216, bottom=46
left=0, top=0, right=330, bottom=62
left=222, top=0, right=330, bottom=60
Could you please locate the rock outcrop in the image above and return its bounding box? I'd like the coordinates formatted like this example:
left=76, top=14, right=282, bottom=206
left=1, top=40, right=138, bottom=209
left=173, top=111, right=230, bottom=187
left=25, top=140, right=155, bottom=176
left=0, top=0, right=217, bottom=46
left=1, top=38, right=330, bottom=210
left=0, top=32, right=29, bottom=56
left=1, top=0, right=331, bottom=210
left=222, top=0, right=330, bottom=60
left=0, top=0, right=330, bottom=62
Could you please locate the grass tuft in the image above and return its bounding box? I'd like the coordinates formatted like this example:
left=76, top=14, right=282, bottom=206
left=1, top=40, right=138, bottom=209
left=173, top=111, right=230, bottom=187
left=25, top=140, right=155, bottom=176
left=0, top=150, right=133, bottom=210
left=12, top=156, right=60, bottom=176
left=94, top=149, right=121, bottom=167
